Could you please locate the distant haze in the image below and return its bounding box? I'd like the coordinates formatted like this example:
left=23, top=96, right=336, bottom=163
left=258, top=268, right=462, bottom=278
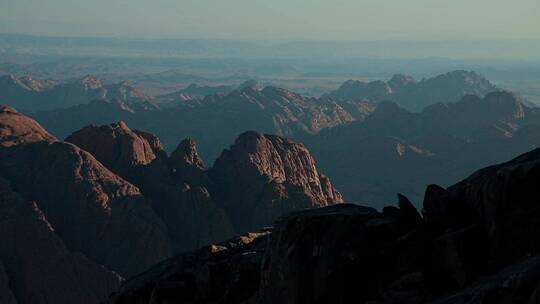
left=0, top=0, right=539, bottom=40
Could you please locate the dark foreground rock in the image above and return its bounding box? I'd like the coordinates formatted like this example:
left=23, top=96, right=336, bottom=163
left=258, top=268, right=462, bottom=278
left=112, top=146, right=540, bottom=304
left=112, top=230, right=271, bottom=304
left=0, top=177, right=121, bottom=304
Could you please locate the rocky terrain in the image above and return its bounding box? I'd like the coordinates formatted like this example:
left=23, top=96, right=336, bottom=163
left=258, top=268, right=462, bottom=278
left=111, top=144, right=540, bottom=304
left=325, top=70, right=498, bottom=111
left=0, top=105, right=341, bottom=303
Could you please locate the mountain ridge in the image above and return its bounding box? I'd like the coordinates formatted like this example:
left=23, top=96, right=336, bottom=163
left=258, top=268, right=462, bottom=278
left=325, top=70, right=498, bottom=111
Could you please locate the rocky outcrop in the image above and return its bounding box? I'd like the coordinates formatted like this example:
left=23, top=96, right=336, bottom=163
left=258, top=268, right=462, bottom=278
left=437, top=147, right=540, bottom=269
left=0, top=106, right=172, bottom=277
left=0, top=177, right=121, bottom=304
left=0, top=261, right=17, bottom=304
left=112, top=145, right=540, bottom=304
left=210, top=131, right=343, bottom=231
left=169, top=138, right=208, bottom=186
left=258, top=203, right=425, bottom=304
left=112, top=230, right=271, bottom=304
left=432, top=256, right=540, bottom=304
left=269, top=144, right=540, bottom=303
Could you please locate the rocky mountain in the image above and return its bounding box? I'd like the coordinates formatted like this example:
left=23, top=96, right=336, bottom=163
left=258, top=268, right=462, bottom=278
left=304, top=91, right=540, bottom=208
left=0, top=105, right=341, bottom=303
left=0, top=105, right=173, bottom=278
left=0, top=177, right=122, bottom=304
left=210, top=131, right=343, bottom=231
left=111, top=145, right=540, bottom=304
left=64, top=121, right=235, bottom=253
left=325, top=70, right=498, bottom=111
left=0, top=74, right=156, bottom=111
left=65, top=122, right=342, bottom=234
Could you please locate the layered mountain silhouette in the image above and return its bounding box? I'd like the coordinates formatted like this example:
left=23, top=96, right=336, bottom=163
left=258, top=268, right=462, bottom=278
left=112, top=145, right=540, bottom=304
left=0, top=105, right=341, bottom=303
left=27, top=74, right=540, bottom=208
left=3, top=68, right=540, bottom=303
left=325, top=70, right=498, bottom=111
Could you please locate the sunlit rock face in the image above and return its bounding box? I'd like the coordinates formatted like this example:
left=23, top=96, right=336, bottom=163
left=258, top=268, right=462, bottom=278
left=210, top=131, right=343, bottom=232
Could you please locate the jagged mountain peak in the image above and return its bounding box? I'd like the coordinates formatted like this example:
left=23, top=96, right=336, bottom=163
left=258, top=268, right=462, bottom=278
left=170, top=138, right=205, bottom=170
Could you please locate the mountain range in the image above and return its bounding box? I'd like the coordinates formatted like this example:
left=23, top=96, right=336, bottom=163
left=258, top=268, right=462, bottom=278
left=0, top=105, right=342, bottom=303
left=29, top=82, right=375, bottom=161
left=14, top=70, right=539, bottom=207
left=324, top=70, right=498, bottom=111
left=2, top=68, right=540, bottom=303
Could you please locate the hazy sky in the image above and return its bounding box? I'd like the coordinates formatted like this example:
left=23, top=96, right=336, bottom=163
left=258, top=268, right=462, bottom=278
left=0, top=0, right=538, bottom=40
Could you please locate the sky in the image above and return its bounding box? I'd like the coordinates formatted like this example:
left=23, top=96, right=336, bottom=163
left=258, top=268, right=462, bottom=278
left=0, top=0, right=539, bottom=40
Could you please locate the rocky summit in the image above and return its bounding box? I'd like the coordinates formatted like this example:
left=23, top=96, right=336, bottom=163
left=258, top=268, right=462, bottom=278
left=111, top=145, right=540, bottom=304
